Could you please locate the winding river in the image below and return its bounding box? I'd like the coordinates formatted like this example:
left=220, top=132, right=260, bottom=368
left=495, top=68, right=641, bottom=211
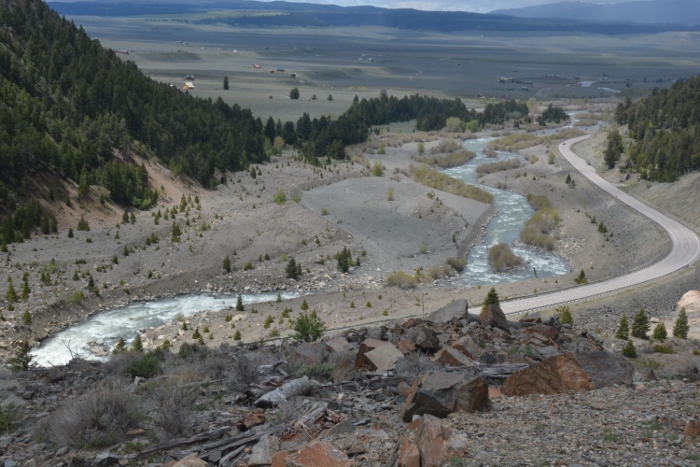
left=444, top=138, right=569, bottom=287
left=31, top=137, right=572, bottom=366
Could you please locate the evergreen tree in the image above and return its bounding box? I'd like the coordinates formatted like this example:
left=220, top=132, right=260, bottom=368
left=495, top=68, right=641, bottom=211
left=67, top=228, right=74, bottom=238
left=604, top=129, right=623, bottom=169
left=289, top=87, right=300, bottom=100
left=286, top=257, right=299, bottom=279
left=615, top=315, right=629, bottom=340
left=574, top=269, right=587, bottom=284
left=78, top=167, right=90, bottom=197
left=292, top=310, right=325, bottom=343
left=482, top=287, right=500, bottom=309
left=234, top=329, right=242, bottom=340
left=21, top=281, right=30, bottom=301
left=131, top=334, right=143, bottom=351
left=223, top=255, right=231, bottom=273
left=22, top=309, right=31, bottom=325
left=236, top=294, right=244, bottom=311
left=673, top=307, right=689, bottom=339
left=5, top=278, right=18, bottom=303
left=631, top=308, right=650, bottom=340
left=300, top=299, right=309, bottom=311
left=223, top=75, right=229, bottom=90
left=652, top=322, right=667, bottom=342
left=112, top=338, right=126, bottom=354
left=622, top=339, right=637, bottom=358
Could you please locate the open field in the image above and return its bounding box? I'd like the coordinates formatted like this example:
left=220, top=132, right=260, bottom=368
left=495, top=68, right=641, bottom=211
left=66, top=14, right=700, bottom=122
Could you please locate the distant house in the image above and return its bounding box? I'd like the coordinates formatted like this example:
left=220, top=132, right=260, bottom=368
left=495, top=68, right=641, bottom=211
left=182, top=82, right=195, bottom=91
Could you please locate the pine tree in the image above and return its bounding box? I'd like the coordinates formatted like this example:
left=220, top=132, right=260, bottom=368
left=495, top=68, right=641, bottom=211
left=652, top=322, right=667, bottom=342
left=673, top=307, right=689, bottom=339
left=482, top=287, right=500, bottom=310
left=131, top=334, right=143, bottom=351
left=5, top=278, right=18, bottom=303
left=615, top=315, right=629, bottom=340
left=631, top=308, right=650, bottom=340
left=574, top=269, right=587, bottom=284
left=286, top=257, right=299, bottom=279
left=223, top=76, right=229, bottom=90
left=234, top=329, right=242, bottom=340
left=236, top=294, right=244, bottom=311
left=223, top=255, right=231, bottom=273
left=622, top=339, right=637, bottom=358
left=22, top=309, right=31, bottom=325
left=67, top=227, right=74, bottom=238
left=21, top=281, right=30, bottom=301
left=300, top=299, right=309, bottom=311
left=112, top=338, right=126, bottom=354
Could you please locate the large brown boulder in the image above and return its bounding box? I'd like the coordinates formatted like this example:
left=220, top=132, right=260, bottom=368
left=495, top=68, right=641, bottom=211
left=501, top=352, right=592, bottom=397
left=415, top=414, right=469, bottom=467
left=480, top=304, right=509, bottom=330
left=285, top=440, right=353, bottom=467
left=363, top=342, right=403, bottom=372
left=400, top=371, right=489, bottom=421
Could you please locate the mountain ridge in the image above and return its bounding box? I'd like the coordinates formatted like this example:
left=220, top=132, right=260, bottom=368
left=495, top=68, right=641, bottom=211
left=491, top=0, right=700, bottom=27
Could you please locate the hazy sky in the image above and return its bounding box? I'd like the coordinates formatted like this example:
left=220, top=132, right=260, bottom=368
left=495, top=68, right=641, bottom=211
left=257, top=0, right=640, bottom=14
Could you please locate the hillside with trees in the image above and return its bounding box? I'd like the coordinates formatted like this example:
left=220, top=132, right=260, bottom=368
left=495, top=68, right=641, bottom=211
left=615, top=75, right=700, bottom=182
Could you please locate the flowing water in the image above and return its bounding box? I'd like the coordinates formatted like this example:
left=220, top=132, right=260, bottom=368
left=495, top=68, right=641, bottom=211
left=31, top=132, right=576, bottom=366
left=442, top=138, right=570, bottom=287
left=31, top=291, right=298, bottom=366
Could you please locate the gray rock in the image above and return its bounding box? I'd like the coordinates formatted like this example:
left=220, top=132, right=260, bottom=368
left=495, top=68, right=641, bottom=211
left=400, top=371, right=489, bottom=421
left=94, top=451, right=120, bottom=467
left=480, top=304, right=510, bottom=331
left=428, top=298, right=468, bottom=323
left=576, top=351, right=634, bottom=389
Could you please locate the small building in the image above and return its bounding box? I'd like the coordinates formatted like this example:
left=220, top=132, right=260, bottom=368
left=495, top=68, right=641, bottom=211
left=182, top=82, right=195, bottom=91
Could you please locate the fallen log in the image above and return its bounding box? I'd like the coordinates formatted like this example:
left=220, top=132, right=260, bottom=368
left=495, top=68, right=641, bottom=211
left=123, top=426, right=231, bottom=460
left=254, top=376, right=310, bottom=408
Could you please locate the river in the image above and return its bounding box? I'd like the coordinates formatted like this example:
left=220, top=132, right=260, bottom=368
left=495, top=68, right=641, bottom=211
left=30, top=291, right=299, bottom=366
left=443, top=138, right=570, bottom=287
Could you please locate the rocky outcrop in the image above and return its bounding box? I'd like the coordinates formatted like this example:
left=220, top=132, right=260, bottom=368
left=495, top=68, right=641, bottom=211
left=501, top=352, right=592, bottom=396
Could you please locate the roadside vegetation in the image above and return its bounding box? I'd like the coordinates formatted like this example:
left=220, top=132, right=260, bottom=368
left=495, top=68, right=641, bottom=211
left=488, top=128, right=585, bottom=152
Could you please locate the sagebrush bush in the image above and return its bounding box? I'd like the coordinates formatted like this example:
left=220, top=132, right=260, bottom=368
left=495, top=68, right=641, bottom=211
left=148, top=383, right=198, bottom=437
left=43, top=387, right=141, bottom=448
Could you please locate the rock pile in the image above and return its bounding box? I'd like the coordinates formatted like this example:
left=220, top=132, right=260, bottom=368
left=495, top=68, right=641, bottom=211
left=1, top=301, right=699, bottom=466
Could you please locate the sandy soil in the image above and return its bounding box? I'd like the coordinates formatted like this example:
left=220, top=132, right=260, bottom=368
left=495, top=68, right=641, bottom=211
left=1, top=111, right=698, bottom=359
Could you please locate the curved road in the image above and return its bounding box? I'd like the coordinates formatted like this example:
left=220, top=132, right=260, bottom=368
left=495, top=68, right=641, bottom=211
left=501, top=134, right=700, bottom=315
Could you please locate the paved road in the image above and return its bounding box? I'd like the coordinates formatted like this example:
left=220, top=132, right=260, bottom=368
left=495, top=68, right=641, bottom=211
left=501, top=135, right=700, bottom=315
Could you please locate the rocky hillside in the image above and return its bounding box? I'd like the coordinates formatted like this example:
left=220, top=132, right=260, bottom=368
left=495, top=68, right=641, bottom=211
left=1, top=300, right=699, bottom=466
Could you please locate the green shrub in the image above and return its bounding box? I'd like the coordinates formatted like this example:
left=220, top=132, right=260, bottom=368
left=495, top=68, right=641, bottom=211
left=125, top=351, right=161, bottom=378
left=385, top=271, right=418, bottom=289
left=292, top=311, right=325, bottom=343
left=574, top=269, right=588, bottom=285
left=446, top=257, right=466, bottom=272
left=223, top=255, right=231, bottom=273
left=410, top=165, right=493, bottom=204
left=0, top=406, right=13, bottom=434
left=557, top=306, right=573, bottom=325
left=263, top=315, right=274, bottom=329
left=273, top=189, right=287, bottom=205
left=8, top=340, right=35, bottom=371
left=488, top=242, right=523, bottom=272
left=653, top=344, right=675, bottom=354
left=372, top=161, right=384, bottom=176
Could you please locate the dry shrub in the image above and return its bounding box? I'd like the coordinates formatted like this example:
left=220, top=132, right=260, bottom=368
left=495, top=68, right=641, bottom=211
left=447, top=257, right=467, bottom=272
left=431, top=139, right=461, bottom=154
left=475, top=158, right=521, bottom=177
left=425, top=264, right=455, bottom=281
left=43, top=386, right=141, bottom=448
left=148, top=383, right=198, bottom=437
left=385, top=271, right=419, bottom=289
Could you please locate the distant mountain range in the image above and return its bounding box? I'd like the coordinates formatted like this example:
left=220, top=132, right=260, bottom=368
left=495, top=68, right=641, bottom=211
left=48, top=0, right=696, bottom=34
left=491, top=0, right=700, bottom=27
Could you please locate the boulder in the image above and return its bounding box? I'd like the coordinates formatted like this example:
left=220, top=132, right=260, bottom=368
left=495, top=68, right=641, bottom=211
left=294, top=342, right=328, bottom=365
left=415, top=414, right=468, bottom=467
left=575, top=351, right=634, bottom=389
left=363, top=342, right=403, bottom=372
left=285, top=440, right=353, bottom=467
left=413, top=327, right=440, bottom=351
left=501, top=352, right=592, bottom=397
left=397, top=340, right=416, bottom=354
left=324, top=337, right=354, bottom=354
left=355, top=338, right=386, bottom=369
left=684, top=420, right=700, bottom=437
left=523, top=324, right=559, bottom=341
left=480, top=304, right=509, bottom=330
left=434, top=346, right=475, bottom=367
left=94, top=452, right=120, bottom=467
left=428, top=298, right=468, bottom=323
left=248, top=434, right=275, bottom=467
left=450, top=336, right=478, bottom=359
left=397, top=435, right=420, bottom=467
left=237, top=408, right=266, bottom=430
left=172, top=454, right=207, bottom=467
left=400, top=371, right=489, bottom=421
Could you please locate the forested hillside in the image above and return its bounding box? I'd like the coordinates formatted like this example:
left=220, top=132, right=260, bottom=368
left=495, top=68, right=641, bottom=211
left=615, top=75, right=700, bottom=182
left=0, top=0, right=534, bottom=246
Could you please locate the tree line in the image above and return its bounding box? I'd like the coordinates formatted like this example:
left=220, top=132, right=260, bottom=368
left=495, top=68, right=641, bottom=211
left=615, top=75, right=700, bottom=182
